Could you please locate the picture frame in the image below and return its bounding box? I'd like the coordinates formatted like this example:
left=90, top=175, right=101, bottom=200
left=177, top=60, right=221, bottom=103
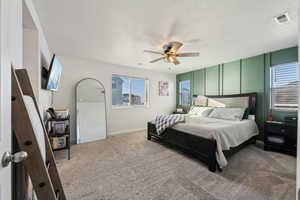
left=159, top=81, right=169, bottom=96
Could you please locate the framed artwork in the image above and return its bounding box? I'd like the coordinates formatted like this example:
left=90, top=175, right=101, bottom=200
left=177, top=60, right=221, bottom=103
left=159, top=81, right=169, bottom=96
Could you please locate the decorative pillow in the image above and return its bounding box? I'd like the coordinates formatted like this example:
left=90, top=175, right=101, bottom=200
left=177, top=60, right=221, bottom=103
left=207, top=98, right=226, bottom=107
left=194, top=96, right=208, bottom=106
left=208, top=107, right=245, bottom=121
left=188, top=106, right=213, bottom=117
left=242, top=107, right=251, bottom=119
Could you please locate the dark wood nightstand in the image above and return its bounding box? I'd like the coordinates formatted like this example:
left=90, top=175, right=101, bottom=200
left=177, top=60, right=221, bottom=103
left=173, top=111, right=186, bottom=114
left=264, top=121, right=297, bottom=156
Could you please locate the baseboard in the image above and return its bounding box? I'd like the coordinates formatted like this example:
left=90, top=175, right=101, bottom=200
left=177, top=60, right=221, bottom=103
left=69, top=128, right=146, bottom=144
left=79, top=136, right=106, bottom=144
left=71, top=139, right=77, bottom=145
left=109, top=128, right=146, bottom=136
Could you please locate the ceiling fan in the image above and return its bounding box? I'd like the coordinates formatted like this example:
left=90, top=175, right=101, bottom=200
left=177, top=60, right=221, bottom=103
left=144, top=41, right=199, bottom=65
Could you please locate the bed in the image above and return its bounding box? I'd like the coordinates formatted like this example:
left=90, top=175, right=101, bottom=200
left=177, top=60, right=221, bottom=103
left=147, top=93, right=258, bottom=172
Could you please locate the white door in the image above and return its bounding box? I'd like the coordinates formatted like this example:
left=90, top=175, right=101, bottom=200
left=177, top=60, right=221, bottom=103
left=0, top=0, right=24, bottom=198
left=76, top=79, right=107, bottom=144
left=0, top=0, right=12, bottom=198
left=0, top=69, right=12, bottom=200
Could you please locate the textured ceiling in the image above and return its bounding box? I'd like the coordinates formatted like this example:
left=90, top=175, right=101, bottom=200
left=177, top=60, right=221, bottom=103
left=32, top=0, right=298, bottom=74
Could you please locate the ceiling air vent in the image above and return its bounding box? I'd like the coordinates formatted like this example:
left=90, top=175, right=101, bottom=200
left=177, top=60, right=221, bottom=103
left=275, top=12, right=290, bottom=24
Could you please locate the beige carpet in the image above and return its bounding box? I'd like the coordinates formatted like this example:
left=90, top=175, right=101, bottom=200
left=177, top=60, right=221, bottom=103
left=55, top=131, right=296, bottom=200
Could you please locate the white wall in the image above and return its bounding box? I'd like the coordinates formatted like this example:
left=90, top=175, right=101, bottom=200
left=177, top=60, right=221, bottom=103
left=53, top=55, right=176, bottom=143
left=23, top=0, right=53, bottom=116
left=23, top=28, right=40, bottom=101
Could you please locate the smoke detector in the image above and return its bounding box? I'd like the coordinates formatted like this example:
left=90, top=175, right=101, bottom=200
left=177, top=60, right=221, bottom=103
left=274, top=12, right=290, bottom=24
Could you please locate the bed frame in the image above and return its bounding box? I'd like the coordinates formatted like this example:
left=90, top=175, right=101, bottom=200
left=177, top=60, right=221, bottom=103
left=147, top=93, right=257, bottom=172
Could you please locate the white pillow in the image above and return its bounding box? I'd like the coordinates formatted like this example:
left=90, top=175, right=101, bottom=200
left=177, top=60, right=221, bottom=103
left=194, top=96, right=208, bottom=106
left=208, top=107, right=245, bottom=121
left=188, top=106, right=213, bottom=117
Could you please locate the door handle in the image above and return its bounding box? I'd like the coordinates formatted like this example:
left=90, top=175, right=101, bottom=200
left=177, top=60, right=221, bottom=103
left=1, top=151, right=28, bottom=167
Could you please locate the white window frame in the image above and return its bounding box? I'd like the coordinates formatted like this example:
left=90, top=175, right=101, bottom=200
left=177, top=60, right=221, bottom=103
left=270, top=62, right=299, bottom=111
left=111, top=74, right=150, bottom=109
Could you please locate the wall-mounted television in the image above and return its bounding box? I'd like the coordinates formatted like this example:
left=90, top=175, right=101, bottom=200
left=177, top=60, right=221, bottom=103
left=42, top=54, right=63, bottom=91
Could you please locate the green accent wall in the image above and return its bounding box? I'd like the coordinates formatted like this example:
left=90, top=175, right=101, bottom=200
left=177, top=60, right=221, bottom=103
left=193, top=69, right=205, bottom=95
left=271, top=47, right=298, bottom=66
left=205, top=65, right=220, bottom=95
left=176, top=46, right=298, bottom=130
left=223, top=61, right=240, bottom=95
left=241, top=55, right=265, bottom=126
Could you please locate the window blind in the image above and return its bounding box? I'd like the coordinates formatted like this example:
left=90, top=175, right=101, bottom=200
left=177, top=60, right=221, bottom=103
left=271, top=62, right=299, bottom=109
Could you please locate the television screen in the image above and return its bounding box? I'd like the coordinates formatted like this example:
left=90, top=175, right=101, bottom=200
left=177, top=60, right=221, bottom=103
left=46, top=55, right=63, bottom=91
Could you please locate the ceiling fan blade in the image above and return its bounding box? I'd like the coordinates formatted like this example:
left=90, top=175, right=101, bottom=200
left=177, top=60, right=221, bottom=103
left=173, top=57, right=180, bottom=65
left=176, top=52, right=200, bottom=57
left=169, top=41, right=183, bottom=53
left=168, top=56, right=180, bottom=65
left=144, top=50, right=164, bottom=55
left=149, top=57, right=165, bottom=63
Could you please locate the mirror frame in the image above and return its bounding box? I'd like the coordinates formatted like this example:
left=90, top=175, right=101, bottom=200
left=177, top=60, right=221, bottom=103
left=75, top=78, right=108, bottom=144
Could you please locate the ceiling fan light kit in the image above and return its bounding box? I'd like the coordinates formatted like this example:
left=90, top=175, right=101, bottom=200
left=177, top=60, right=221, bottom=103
left=144, top=41, right=199, bottom=65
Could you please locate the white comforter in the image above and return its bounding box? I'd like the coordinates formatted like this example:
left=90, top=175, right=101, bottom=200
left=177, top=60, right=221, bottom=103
left=172, top=115, right=259, bottom=168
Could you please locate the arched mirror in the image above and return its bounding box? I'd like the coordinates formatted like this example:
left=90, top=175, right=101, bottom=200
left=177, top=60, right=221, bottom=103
left=76, top=78, right=107, bottom=144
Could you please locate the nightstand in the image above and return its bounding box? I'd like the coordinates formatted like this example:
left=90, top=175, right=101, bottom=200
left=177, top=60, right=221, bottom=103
left=173, top=111, right=186, bottom=114
left=264, top=121, right=297, bottom=156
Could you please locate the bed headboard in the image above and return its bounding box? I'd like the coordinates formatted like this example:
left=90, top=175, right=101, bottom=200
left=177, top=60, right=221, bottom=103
left=205, top=93, right=257, bottom=116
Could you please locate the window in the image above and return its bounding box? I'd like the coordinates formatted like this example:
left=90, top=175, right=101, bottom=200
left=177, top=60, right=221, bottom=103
left=179, top=80, right=191, bottom=106
left=112, top=75, right=149, bottom=107
left=131, top=78, right=146, bottom=105
left=270, top=62, right=299, bottom=110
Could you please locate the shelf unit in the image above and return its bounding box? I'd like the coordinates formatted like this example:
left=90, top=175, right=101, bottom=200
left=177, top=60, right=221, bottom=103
left=47, top=117, right=71, bottom=160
